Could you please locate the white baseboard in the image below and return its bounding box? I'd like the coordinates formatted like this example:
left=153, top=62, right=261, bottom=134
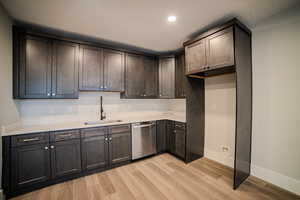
left=251, top=164, right=300, bottom=196
left=204, top=150, right=300, bottom=196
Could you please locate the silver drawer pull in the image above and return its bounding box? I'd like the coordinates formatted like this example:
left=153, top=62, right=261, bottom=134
left=21, top=137, right=40, bottom=142
left=133, top=124, right=155, bottom=128
left=58, top=134, right=73, bottom=138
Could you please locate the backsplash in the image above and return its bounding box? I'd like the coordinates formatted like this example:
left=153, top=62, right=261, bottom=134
left=17, top=92, right=186, bottom=126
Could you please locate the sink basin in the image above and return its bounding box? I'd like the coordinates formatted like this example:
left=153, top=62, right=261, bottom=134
left=84, top=120, right=123, bottom=125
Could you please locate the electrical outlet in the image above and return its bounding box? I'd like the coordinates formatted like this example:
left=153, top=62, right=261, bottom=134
left=222, top=146, right=229, bottom=152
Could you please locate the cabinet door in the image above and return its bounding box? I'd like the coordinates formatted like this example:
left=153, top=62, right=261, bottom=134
left=109, top=126, right=132, bottom=166
left=124, top=53, right=144, bottom=98
left=52, top=41, right=79, bottom=98
left=156, top=120, right=167, bottom=153
left=166, top=121, right=175, bottom=153
left=51, top=139, right=81, bottom=178
left=207, top=27, right=234, bottom=69
left=175, top=53, right=186, bottom=98
left=144, top=57, right=158, bottom=98
left=79, top=45, right=103, bottom=91
left=159, top=58, right=175, bottom=99
left=11, top=144, right=50, bottom=190
left=103, top=49, right=124, bottom=92
left=19, top=35, right=52, bottom=98
left=82, top=134, right=108, bottom=171
left=185, top=39, right=207, bottom=74
left=174, top=128, right=186, bottom=159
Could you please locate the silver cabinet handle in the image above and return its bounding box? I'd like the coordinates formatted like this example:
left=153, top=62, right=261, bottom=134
left=52, top=93, right=56, bottom=96
left=105, top=138, right=108, bottom=141
left=45, top=146, right=49, bottom=150
left=47, top=93, right=51, bottom=96
left=21, top=137, right=40, bottom=142
left=50, top=145, right=55, bottom=149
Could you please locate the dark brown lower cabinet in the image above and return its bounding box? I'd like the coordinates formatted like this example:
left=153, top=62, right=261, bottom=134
left=174, top=125, right=186, bottom=159
left=81, top=128, right=109, bottom=171
left=156, top=120, right=167, bottom=153
left=166, top=121, right=186, bottom=160
left=109, top=126, right=132, bottom=166
left=11, top=144, right=51, bottom=190
left=50, top=139, right=82, bottom=179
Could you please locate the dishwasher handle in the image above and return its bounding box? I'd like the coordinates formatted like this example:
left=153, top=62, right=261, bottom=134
left=132, top=123, right=155, bottom=129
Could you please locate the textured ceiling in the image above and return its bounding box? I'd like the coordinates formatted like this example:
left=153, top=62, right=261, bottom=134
left=1, top=0, right=299, bottom=52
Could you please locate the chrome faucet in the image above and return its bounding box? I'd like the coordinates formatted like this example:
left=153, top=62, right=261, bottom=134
left=100, top=96, right=106, bottom=120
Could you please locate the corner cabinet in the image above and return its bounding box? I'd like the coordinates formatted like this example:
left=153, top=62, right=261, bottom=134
left=13, top=31, right=79, bottom=99
left=122, top=53, right=158, bottom=99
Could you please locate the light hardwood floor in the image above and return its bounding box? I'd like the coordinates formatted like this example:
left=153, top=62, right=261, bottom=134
left=12, top=154, right=300, bottom=200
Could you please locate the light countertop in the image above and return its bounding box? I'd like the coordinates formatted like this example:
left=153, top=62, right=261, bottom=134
left=2, top=113, right=186, bottom=137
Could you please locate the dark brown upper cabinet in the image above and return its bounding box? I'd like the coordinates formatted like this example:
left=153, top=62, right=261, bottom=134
left=159, top=57, right=175, bottom=99
left=79, top=45, right=103, bottom=91
left=185, top=39, right=207, bottom=74
left=185, top=26, right=234, bottom=75
left=52, top=41, right=79, bottom=99
left=207, top=27, right=234, bottom=69
left=79, top=45, right=124, bottom=92
left=123, top=53, right=158, bottom=99
left=17, top=35, right=52, bottom=99
left=175, top=53, right=186, bottom=98
left=144, top=57, right=158, bottom=98
left=103, top=49, right=124, bottom=92
left=14, top=33, right=79, bottom=99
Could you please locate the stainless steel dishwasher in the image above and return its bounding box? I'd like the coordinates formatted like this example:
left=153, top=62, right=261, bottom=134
left=132, top=121, right=157, bottom=160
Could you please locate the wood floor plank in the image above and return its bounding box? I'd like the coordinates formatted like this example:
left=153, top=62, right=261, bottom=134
left=11, top=154, right=300, bottom=200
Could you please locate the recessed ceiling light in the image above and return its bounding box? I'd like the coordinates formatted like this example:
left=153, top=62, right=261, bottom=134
left=168, top=16, right=177, bottom=22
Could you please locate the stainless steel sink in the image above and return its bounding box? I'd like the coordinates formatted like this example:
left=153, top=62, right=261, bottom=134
left=84, top=120, right=123, bottom=125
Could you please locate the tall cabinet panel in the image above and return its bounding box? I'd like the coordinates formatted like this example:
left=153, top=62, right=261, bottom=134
left=233, top=26, right=252, bottom=189
left=52, top=41, right=79, bottom=99
left=103, top=49, right=124, bottom=92
left=79, top=45, right=103, bottom=91
left=19, top=35, right=52, bottom=98
left=124, top=53, right=144, bottom=98
left=159, top=57, right=175, bottom=98
left=144, top=57, right=158, bottom=98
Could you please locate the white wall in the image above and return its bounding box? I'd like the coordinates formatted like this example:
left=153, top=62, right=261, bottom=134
left=204, top=74, right=236, bottom=168
left=251, top=6, right=300, bottom=195
left=0, top=4, right=20, bottom=194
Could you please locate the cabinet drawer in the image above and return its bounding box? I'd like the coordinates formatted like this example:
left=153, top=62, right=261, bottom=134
left=50, top=130, right=80, bottom=142
left=174, top=122, right=186, bottom=130
left=11, top=132, right=49, bottom=147
left=81, top=127, right=108, bottom=138
left=110, top=124, right=131, bottom=134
